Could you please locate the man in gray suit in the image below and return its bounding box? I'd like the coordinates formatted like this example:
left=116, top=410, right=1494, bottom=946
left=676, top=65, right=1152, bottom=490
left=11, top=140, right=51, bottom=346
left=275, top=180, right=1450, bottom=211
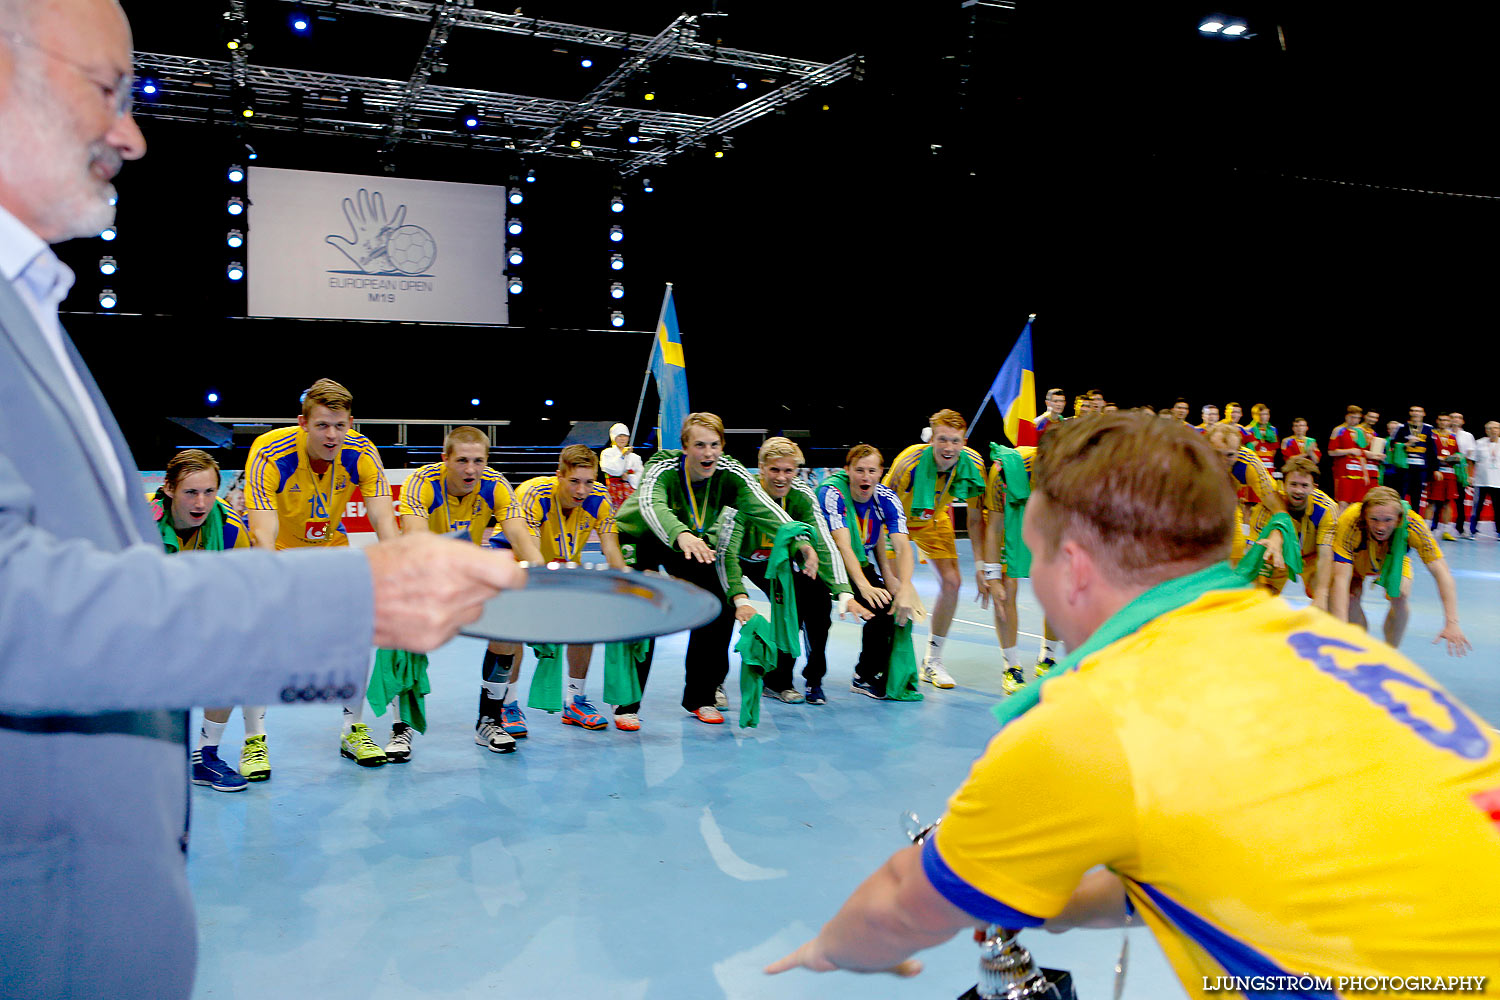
left=0, top=2, right=523, bottom=996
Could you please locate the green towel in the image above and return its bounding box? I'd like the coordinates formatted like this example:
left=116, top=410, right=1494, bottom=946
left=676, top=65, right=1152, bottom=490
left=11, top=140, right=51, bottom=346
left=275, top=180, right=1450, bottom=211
left=153, top=488, right=225, bottom=553
left=1375, top=502, right=1412, bottom=600
left=603, top=640, right=648, bottom=706
left=367, top=648, right=431, bottom=733
left=527, top=643, right=564, bottom=713
left=824, top=469, right=868, bottom=566
left=764, top=521, right=813, bottom=658
left=909, top=444, right=986, bottom=518
left=1389, top=441, right=1408, bottom=470
left=989, top=443, right=1033, bottom=579
left=1250, top=422, right=1277, bottom=444
left=884, top=622, right=923, bottom=701
left=735, top=614, right=777, bottom=727
left=1235, top=512, right=1302, bottom=582
left=1455, top=455, right=1471, bottom=489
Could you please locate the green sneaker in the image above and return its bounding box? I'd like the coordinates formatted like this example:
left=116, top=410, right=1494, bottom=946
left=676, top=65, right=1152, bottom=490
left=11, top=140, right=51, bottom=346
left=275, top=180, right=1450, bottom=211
left=1034, top=657, right=1056, bottom=680
left=340, top=723, right=388, bottom=767
left=239, top=734, right=271, bottom=781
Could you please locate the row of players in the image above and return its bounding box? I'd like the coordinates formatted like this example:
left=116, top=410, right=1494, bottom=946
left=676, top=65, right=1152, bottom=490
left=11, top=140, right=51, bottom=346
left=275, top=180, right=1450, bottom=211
left=150, top=379, right=1470, bottom=791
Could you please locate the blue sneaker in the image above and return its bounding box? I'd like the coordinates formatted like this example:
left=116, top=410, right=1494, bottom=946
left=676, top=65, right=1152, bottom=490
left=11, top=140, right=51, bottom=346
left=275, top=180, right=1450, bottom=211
left=192, top=746, right=248, bottom=792
left=850, top=677, right=886, bottom=700
left=805, top=685, right=827, bottom=705
left=500, top=701, right=528, bottom=738
left=562, top=696, right=608, bottom=730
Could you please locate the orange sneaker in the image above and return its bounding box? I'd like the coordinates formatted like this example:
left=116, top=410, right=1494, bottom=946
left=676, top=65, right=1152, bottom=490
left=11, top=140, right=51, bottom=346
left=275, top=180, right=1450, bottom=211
left=613, top=713, right=641, bottom=731
left=691, top=706, right=724, bottom=724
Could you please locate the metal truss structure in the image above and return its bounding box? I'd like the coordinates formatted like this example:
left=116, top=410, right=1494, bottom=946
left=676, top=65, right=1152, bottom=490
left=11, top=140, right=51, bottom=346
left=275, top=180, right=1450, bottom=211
left=134, top=5, right=858, bottom=169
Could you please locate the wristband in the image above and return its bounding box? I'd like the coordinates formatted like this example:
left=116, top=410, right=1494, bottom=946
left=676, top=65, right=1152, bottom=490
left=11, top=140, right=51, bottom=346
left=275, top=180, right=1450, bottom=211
left=733, top=596, right=753, bottom=608
left=983, top=562, right=1004, bottom=580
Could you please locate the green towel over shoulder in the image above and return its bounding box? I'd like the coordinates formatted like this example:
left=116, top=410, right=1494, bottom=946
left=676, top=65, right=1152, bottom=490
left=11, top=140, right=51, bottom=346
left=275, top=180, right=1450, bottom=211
left=988, top=443, right=1032, bottom=579
left=909, top=445, right=986, bottom=517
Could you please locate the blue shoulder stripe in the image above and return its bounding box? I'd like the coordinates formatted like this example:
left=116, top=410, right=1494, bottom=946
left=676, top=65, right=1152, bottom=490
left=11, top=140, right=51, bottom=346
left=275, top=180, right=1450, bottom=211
left=920, top=836, right=1045, bottom=929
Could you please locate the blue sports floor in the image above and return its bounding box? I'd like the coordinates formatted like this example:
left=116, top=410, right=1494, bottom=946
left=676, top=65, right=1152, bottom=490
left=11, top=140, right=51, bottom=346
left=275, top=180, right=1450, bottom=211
left=186, top=537, right=1500, bottom=999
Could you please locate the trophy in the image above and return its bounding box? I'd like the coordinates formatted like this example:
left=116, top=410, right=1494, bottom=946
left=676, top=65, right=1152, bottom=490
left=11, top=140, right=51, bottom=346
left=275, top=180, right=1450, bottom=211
left=902, top=812, right=1079, bottom=1000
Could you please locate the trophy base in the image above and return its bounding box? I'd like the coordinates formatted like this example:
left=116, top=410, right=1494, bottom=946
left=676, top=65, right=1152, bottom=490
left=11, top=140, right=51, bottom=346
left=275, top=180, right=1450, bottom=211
left=958, top=968, right=1076, bottom=1000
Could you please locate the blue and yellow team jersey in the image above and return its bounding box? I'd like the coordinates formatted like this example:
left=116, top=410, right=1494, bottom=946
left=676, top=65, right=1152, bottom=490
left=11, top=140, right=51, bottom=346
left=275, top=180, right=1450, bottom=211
left=147, top=495, right=251, bottom=551
left=507, top=476, right=616, bottom=562
left=396, top=463, right=513, bottom=546
left=815, top=483, right=907, bottom=561
left=883, top=443, right=987, bottom=522
left=1332, top=502, right=1443, bottom=578
left=1250, top=486, right=1337, bottom=561
left=246, top=426, right=389, bottom=549
left=923, top=586, right=1500, bottom=993
left=1230, top=445, right=1278, bottom=504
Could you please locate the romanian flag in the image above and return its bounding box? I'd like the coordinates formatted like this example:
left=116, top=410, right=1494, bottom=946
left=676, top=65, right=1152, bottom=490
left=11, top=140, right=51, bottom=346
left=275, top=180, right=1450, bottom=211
left=650, top=285, right=690, bottom=447
left=987, top=318, right=1037, bottom=447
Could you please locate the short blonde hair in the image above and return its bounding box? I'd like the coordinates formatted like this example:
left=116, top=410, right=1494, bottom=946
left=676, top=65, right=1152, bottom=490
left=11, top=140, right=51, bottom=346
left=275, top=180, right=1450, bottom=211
left=928, top=409, right=967, bottom=434
left=757, top=436, right=804, bottom=466
left=558, top=444, right=599, bottom=472
left=1031, top=413, right=1234, bottom=585
left=845, top=443, right=882, bottom=468
left=1361, top=486, right=1404, bottom=522
left=1204, top=423, right=1243, bottom=450
left=1250, top=403, right=1270, bottom=420
left=680, top=412, right=724, bottom=448
left=1281, top=456, right=1319, bottom=481
left=444, top=425, right=489, bottom=456
left=301, top=378, right=353, bottom=418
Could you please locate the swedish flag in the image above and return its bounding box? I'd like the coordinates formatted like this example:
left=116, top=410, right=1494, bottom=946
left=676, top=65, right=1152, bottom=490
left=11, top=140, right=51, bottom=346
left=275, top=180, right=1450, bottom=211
left=650, top=285, right=690, bottom=446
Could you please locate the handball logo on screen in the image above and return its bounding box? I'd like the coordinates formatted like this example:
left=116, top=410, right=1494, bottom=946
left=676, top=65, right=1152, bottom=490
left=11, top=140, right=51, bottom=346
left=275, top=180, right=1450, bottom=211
left=324, top=189, right=437, bottom=302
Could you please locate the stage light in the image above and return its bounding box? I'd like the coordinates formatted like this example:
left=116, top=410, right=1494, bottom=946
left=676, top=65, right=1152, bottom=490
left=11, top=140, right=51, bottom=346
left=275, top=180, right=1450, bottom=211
left=227, top=262, right=245, bottom=281
left=457, top=102, right=480, bottom=131
left=714, top=150, right=724, bottom=158
left=609, top=225, right=623, bottom=242
left=227, top=197, right=244, bottom=216
left=98, top=256, right=116, bottom=276
left=245, top=145, right=258, bottom=161
left=470, top=397, right=480, bottom=406
left=509, top=188, right=524, bottom=205
left=226, top=229, right=244, bottom=248
left=207, top=392, right=220, bottom=404
left=507, top=218, right=523, bottom=236
left=610, top=282, right=624, bottom=300
left=99, top=226, right=117, bottom=241
left=610, top=311, right=625, bottom=328
left=226, top=38, right=240, bottom=51
left=1222, top=22, right=1247, bottom=34
left=610, top=195, right=624, bottom=213
left=291, top=12, right=310, bottom=32
left=733, top=77, right=748, bottom=90
left=643, top=89, right=656, bottom=101
left=569, top=138, right=582, bottom=149
left=141, top=79, right=158, bottom=96
left=525, top=168, right=536, bottom=183
left=622, top=120, right=641, bottom=144
left=1199, top=20, right=1224, bottom=32
left=642, top=178, right=654, bottom=193
left=508, top=277, right=523, bottom=294
left=228, top=164, right=245, bottom=183
left=507, top=248, right=524, bottom=266
left=610, top=253, right=623, bottom=271
left=98, top=289, right=117, bottom=309
left=581, top=57, right=594, bottom=69
left=544, top=399, right=555, bottom=407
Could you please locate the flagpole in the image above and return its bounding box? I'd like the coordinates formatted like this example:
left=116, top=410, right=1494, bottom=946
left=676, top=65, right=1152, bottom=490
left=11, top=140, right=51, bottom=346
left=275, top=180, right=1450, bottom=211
left=629, top=282, right=675, bottom=445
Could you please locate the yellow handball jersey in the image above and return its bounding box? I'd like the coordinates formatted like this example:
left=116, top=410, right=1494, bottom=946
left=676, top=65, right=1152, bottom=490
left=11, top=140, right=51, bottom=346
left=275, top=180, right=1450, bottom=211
left=509, top=476, right=616, bottom=562
left=982, top=446, right=1036, bottom=515
left=1250, top=486, right=1337, bottom=562
left=246, top=426, right=389, bottom=548
left=923, top=576, right=1500, bottom=995
left=1332, top=502, right=1443, bottom=578
left=396, top=463, right=514, bottom=546
left=146, top=495, right=252, bottom=551
left=884, top=443, right=987, bottom=525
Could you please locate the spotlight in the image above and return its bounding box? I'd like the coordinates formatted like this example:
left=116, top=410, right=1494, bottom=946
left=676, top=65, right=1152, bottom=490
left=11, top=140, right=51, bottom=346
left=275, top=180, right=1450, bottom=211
left=707, top=135, right=726, bottom=159
left=207, top=392, right=220, bottom=404
left=609, top=253, right=623, bottom=271
left=507, top=248, right=524, bottom=266
left=226, top=38, right=240, bottom=51
left=508, top=188, right=524, bottom=205
left=507, top=218, right=523, bottom=236
left=99, top=226, right=117, bottom=241
left=733, top=77, right=748, bottom=90
left=610, top=282, right=624, bottom=300
left=227, top=197, right=244, bottom=216
left=470, top=397, right=481, bottom=406
left=508, top=277, right=523, bottom=294
left=525, top=168, right=536, bottom=183
left=234, top=86, right=256, bottom=119
left=643, top=90, right=655, bottom=101
left=226, top=229, right=244, bottom=248
left=609, top=225, right=623, bottom=243
left=457, top=102, right=480, bottom=131
left=245, top=144, right=258, bottom=161
left=227, top=262, right=245, bottom=281
left=1222, top=22, right=1247, bottom=34
left=98, top=256, right=117, bottom=276
left=141, top=79, right=158, bottom=96
left=610, top=311, right=625, bottom=328
left=642, top=178, right=654, bottom=193
left=1199, top=20, right=1224, bottom=32
left=228, top=164, right=245, bottom=183
left=544, top=399, right=555, bottom=407
left=610, top=194, right=624, bottom=213
left=291, top=12, right=310, bottom=32
left=98, top=289, right=117, bottom=309
left=580, top=57, right=594, bottom=69
left=622, top=120, right=641, bottom=144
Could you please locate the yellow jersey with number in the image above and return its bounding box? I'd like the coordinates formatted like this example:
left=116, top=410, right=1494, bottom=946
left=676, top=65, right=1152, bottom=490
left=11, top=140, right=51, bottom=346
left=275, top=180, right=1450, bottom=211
left=508, top=476, right=616, bottom=562
left=396, top=462, right=513, bottom=546
left=245, top=426, right=388, bottom=549
left=923, top=587, right=1500, bottom=994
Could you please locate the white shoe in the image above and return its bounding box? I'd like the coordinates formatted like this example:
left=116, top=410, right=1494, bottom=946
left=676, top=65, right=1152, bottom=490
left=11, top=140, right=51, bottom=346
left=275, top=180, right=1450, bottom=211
left=920, top=657, right=955, bottom=689
left=714, top=684, right=729, bottom=709
left=384, top=722, right=413, bottom=763
left=475, top=720, right=517, bottom=754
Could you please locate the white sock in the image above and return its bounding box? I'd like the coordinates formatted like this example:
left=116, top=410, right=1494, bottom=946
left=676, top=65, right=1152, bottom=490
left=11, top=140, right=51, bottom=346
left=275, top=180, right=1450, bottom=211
left=198, top=718, right=227, bottom=750
left=1039, top=635, right=1058, bottom=661
left=927, top=634, right=947, bottom=660
left=1003, top=646, right=1019, bottom=668
left=342, top=702, right=364, bottom=733
left=390, top=699, right=403, bottom=724
left=243, top=705, right=266, bottom=738
left=567, top=678, right=584, bottom=701
left=483, top=680, right=511, bottom=703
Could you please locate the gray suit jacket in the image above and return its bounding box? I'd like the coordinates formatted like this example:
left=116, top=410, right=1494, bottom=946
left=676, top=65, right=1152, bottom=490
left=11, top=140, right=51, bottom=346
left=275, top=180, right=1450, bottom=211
left=0, top=273, right=375, bottom=998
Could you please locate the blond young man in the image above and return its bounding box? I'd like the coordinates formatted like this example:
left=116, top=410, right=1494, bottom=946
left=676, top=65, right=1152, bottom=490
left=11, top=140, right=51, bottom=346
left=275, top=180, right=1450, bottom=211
left=882, top=409, right=988, bottom=688
left=395, top=425, right=517, bottom=756
left=245, top=378, right=398, bottom=770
